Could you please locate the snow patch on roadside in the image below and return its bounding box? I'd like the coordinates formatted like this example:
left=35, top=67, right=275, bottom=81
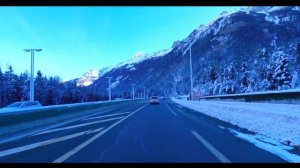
left=172, top=98, right=300, bottom=148
left=229, top=129, right=300, bottom=163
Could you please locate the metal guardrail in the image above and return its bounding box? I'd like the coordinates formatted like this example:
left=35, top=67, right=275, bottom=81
left=198, top=91, right=300, bottom=102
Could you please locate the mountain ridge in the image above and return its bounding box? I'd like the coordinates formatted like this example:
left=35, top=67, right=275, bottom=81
left=75, top=6, right=300, bottom=98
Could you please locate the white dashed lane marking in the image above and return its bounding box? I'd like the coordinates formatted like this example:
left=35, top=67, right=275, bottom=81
left=32, top=117, right=123, bottom=136
left=0, top=128, right=104, bottom=158
left=82, top=112, right=131, bottom=121
left=165, top=104, right=178, bottom=117
left=191, top=130, right=231, bottom=163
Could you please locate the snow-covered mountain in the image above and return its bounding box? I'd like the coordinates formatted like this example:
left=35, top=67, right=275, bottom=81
left=75, top=66, right=115, bottom=87
left=82, top=6, right=300, bottom=97
left=76, top=70, right=100, bottom=87
left=76, top=49, right=172, bottom=86
left=106, top=48, right=172, bottom=72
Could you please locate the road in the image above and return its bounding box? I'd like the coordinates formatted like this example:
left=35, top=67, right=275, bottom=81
left=0, top=99, right=286, bottom=163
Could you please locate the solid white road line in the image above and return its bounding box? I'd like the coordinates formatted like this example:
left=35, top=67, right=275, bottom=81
left=0, top=127, right=104, bottom=158
left=82, top=112, right=131, bottom=121
left=0, top=105, right=128, bottom=145
left=165, top=104, right=178, bottom=117
left=52, top=103, right=148, bottom=163
left=191, top=130, right=231, bottom=163
left=176, top=105, right=183, bottom=109
left=33, top=116, right=124, bottom=136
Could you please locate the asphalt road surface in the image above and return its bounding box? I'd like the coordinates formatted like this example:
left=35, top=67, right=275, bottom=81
left=0, top=99, right=286, bottom=163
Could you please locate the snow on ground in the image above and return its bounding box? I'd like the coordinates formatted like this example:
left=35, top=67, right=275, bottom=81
left=265, top=15, right=280, bottom=25
left=229, top=129, right=300, bottom=162
left=172, top=98, right=300, bottom=148
left=248, top=6, right=288, bottom=14
left=111, top=80, right=120, bottom=89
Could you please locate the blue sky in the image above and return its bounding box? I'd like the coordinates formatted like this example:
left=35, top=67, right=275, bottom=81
left=0, top=6, right=243, bottom=81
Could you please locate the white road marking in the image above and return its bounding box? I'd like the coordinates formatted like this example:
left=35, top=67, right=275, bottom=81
left=32, top=116, right=123, bottom=136
left=82, top=112, right=131, bottom=121
left=53, top=103, right=148, bottom=163
left=0, top=105, right=128, bottom=145
left=165, top=104, right=178, bottom=116
left=0, top=128, right=104, bottom=158
left=176, top=105, right=182, bottom=108
left=191, top=130, right=231, bottom=163
left=84, top=128, right=104, bottom=134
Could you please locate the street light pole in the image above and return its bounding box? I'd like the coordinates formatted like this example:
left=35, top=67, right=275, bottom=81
left=189, top=43, right=193, bottom=101
left=143, top=87, right=146, bottom=99
left=182, top=40, right=195, bottom=101
left=131, top=84, right=135, bottom=100
left=24, top=49, right=42, bottom=102
left=146, top=89, right=149, bottom=98
left=106, top=77, right=112, bottom=101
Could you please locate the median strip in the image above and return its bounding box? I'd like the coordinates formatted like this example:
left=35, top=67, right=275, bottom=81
left=0, top=100, right=143, bottom=139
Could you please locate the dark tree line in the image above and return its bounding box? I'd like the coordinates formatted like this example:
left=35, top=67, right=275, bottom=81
left=0, top=66, right=106, bottom=107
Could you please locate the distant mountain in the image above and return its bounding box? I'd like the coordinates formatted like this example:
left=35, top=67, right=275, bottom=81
left=76, top=70, right=100, bottom=87
left=80, top=6, right=300, bottom=98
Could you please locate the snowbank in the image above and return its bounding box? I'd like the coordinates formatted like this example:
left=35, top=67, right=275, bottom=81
left=172, top=98, right=300, bottom=147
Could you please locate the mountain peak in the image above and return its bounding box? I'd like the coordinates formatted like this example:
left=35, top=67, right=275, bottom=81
left=239, top=6, right=290, bottom=14
left=110, top=48, right=171, bottom=71
left=76, top=69, right=100, bottom=87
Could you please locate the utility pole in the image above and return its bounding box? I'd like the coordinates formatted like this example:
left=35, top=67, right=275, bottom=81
left=24, top=49, right=42, bottom=102
left=131, top=84, right=135, bottom=99
left=106, top=77, right=112, bottom=101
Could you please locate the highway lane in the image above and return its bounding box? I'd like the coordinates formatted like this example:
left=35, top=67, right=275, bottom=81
left=0, top=99, right=286, bottom=162
left=0, top=101, right=147, bottom=162
left=62, top=99, right=286, bottom=163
